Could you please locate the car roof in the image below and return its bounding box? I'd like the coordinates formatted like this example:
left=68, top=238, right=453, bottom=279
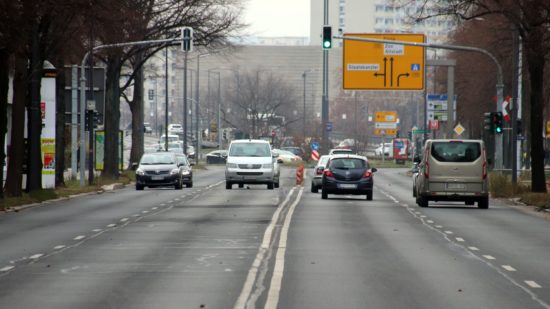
left=329, top=154, right=368, bottom=160
left=230, top=139, right=270, bottom=144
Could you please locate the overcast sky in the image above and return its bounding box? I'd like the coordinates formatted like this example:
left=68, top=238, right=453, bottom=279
left=243, top=0, right=310, bottom=37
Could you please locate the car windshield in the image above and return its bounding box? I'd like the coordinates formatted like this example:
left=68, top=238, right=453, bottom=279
left=431, top=142, right=481, bottom=162
left=318, top=156, right=330, bottom=166
left=139, top=153, right=175, bottom=165
left=282, top=147, right=301, bottom=155
left=229, top=143, right=271, bottom=157
left=329, top=158, right=367, bottom=170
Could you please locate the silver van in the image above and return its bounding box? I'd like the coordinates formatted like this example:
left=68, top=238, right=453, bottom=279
left=414, top=139, right=489, bottom=208
left=225, top=139, right=279, bottom=190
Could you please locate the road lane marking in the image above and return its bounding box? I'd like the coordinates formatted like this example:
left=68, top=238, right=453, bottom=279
left=142, top=210, right=149, bottom=214
left=107, top=224, right=116, bottom=228
left=468, top=246, right=480, bottom=251
left=120, top=218, right=129, bottom=222
left=455, top=237, right=465, bottom=242
left=29, top=254, right=43, bottom=259
left=265, top=187, right=304, bottom=309
left=525, top=281, right=542, bottom=288
left=427, top=220, right=434, bottom=224
left=445, top=230, right=454, bottom=235
left=73, top=235, right=86, bottom=241
left=234, top=187, right=296, bottom=309
left=483, top=255, right=496, bottom=260
left=502, top=265, right=517, bottom=272
left=435, top=225, right=443, bottom=228
left=0, top=266, right=14, bottom=272
left=92, top=229, right=102, bottom=232
left=54, top=245, right=66, bottom=250
left=152, top=207, right=158, bottom=210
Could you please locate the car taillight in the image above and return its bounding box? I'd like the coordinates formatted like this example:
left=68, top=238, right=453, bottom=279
left=323, top=169, right=334, bottom=177
left=482, top=149, right=487, bottom=179
left=424, top=160, right=429, bottom=179
left=363, top=170, right=373, bottom=178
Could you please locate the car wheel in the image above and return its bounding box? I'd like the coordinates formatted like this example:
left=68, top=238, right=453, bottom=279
left=274, top=181, right=279, bottom=188
left=311, top=182, right=318, bottom=193
left=478, top=197, right=489, bottom=209
left=186, top=182, right=193, bottom=188
left=175, top=179, right=183, bottom=190
left=416, top=196, right=428, bottom=208
left=136, top=184, right=144, bottom=191
left=321, top=190, right=328, bottom=199
left=366, top=191, right=373, bottom=201
left=267, top=182, right=274, bottom=190
left=239, top=183, right=244, bottom=188
left=226, top=182, right=232, bottom=190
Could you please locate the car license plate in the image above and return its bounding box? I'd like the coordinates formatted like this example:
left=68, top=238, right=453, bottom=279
left=446, top=183, right=465, bottom=190
left=151, top=176, right=164, bottom=180
left=339, top=184, right=357, bottom=189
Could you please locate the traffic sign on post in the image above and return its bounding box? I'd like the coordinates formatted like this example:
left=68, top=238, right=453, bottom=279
left=343, top=33, right=425, bottom=90
left=326, top=121, right=333, bottom=132
left=181, top=27, right=193, bottom=52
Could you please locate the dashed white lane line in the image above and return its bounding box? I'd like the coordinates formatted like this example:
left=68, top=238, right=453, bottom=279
left=0, top=266, right=14, bottom=272
left=107, top=224, right=116, bottom=228
left=483, top=255, right=496, bottom=260
left=525, top=281, right=542, bottom=288
left=435, top=225, right=443, bottom=228
left=152, top=207, right=158, bottom=210
left=444, top=230, right=454, bottom=235
left=120, top=218, right=129, bottom=222
left=502, top=265, right=517, bottom=272
left=160, top=204, right=166, bottom=206
left=92, top=229, right=102, bottom=232
left=426, top=220, right=434, bottom=224
left=73, top=235, right=86, bottom=241
left=142, top=210, right=149, bottom=214
left=455, top=237, right=465, bottom=242
left=29, top=254, right=43, bottom=259
left=132, top=214, right=140, bottom=217
left=468, top=246, right=480, bottom=251
left=53, top=245, right=66, bottom=250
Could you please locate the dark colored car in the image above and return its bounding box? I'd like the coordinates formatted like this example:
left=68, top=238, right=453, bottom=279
left=321, top=154, right=377, bottom=200
left=281, top=146, right=306, bottom=161
left=135, top=152, right=193, bottom=190
left=206, top=150, right=227, bottom=164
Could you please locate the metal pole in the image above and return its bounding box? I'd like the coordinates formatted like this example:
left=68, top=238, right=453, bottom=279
left=195, top=55, right=200, bottom=162
left=71, top=65, right=77, bottom=180
left=322, top=0, right=329, bottom=151
left=217, top=72, right=222, bottom=150
left=88, top=34, right=94, bottom=185
left=512, top=31, right=519, bottom=184
left=183, top=51, right=188, bottom=156
left=164, top=46, right=169, bottom=151
left=302, top=71, right=306, bottom=141
left=447, top=65, right=455, bottom=138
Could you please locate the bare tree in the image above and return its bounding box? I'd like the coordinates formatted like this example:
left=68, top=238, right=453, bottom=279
left=409, top=0, right=550, bottom=192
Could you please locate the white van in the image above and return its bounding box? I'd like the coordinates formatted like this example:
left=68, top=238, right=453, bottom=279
left=414, top=139, right=489, bottom=208
left=225, top=139, right=279, bottom=190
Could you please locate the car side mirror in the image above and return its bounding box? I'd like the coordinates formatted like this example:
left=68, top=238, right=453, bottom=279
left=371, top=167, right=378, bottom=173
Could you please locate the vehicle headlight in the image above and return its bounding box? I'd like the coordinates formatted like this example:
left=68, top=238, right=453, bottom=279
left=170, top=168, right=180, bottom=175
left=136, top=168, right=145, bottom=176
left=227, top=163, right=238, bottom=168
left=181, top=170, right=190, bottom=175
left=262, top=163, right=273, bottom=169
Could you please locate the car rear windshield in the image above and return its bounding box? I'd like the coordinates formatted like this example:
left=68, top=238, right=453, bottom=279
left=140, top=153, right=175, bottom=165
left=329, top=158, right=367, bottom=169
left=229, top=143, right=271, bottom=157
left=431, top=142, right=481, bottom=162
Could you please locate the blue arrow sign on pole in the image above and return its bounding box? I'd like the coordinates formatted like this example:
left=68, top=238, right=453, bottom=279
left=311, top=142, right=319, bottom=151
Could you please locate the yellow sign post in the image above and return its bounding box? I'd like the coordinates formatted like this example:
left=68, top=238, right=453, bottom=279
left=343, top=33, right=425, bottom=90
left=374, top=111, right=398, bottom=136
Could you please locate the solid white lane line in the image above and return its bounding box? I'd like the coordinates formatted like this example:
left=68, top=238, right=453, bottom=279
left=525, top=281, right=542, bottom=288
left=233, top=188, right=296, bottom=309
left=468, top=246, right=480, bottom=251
left=483, top=255, right=496, bottom=260
left=53, top=245, right=66, bottom=250
left=0, top=266, right=14, bottom=272
left=502, top=265, right=517, bottom=272
left=265, top=188, right=304, bottom=309
left=107, top=224, right=116, bottom=228
left=29, top=254, right=43, bottom=259
left=455, top=237, right=465, bottom=242
left=73, top=235, right=86, bottom=241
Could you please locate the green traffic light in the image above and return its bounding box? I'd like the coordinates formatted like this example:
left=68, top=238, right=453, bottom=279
left=495, top=127, right=502, bottom=133
left=323, top=41, right=331, bottom=48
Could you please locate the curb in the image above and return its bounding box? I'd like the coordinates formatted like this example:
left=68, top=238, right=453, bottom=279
left=1, top=182, right=127, bottom=214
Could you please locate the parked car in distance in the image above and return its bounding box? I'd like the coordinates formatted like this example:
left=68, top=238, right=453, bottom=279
left=167, top=123, right=183, bottom=135
left=311, top=155, right=331, bottom=193
left=414, top=139, right=488, bottom=208
left=281, top=146, right=306, bottom=160
left=321, top=154, right=377, bottom=200
left=225, top=139, right=279, bottom=189
left=273, top=149, right=302, bottom=164
left=329, top=148, right=354, bottom=155
left=374, top=143, right=393, bottom=157
left=159, top=134, right=181, bottom=146
left=206, top=150, right=228, bottom=164
left=144, top=122, right=153, bottom=134
left=135, top=152, right=192, bottom=190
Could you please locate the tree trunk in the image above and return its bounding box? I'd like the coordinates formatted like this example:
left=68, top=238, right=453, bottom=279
left=0, top=48, right=9, bottom=198
left=26, top=21, right=43, bottom=192
left=525, top=38, right=547, bottom=192
left=103, top=54, right=122, bottom=179
left=54, top=62, right=65, bottom=186
left=5, top=55, right=28, bottom=197
left=129, top=51, right=144, bottom=169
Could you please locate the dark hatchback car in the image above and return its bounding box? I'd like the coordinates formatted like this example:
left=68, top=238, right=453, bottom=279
left=206, top=150, right=228, bottom=164
left=135, top=152, right=193, bottom=190
left=321, top=154, right=377, bottom=200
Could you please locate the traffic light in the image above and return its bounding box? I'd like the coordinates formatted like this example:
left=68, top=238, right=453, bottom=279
left=181, top=27, right=193, bottom=52
left=483, top=112, right=494, bottom=133
left=493, top=111, right=503, bottom=134
left=222, top=129, right=227, bottom=140
left=322, top=25, right=332, bottom=49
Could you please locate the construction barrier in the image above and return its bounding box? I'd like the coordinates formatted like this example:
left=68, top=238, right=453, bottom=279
left=296, top=163, right=305, bottom=185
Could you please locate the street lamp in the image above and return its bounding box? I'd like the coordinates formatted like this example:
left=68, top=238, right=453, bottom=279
left=208, top=69, right=221, bottom=150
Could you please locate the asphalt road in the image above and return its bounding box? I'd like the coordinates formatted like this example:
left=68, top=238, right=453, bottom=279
left=1, top=167, right=549, bottom=309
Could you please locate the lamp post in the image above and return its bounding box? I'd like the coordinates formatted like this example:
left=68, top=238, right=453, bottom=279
left=208, top=70, right=221, bottom=150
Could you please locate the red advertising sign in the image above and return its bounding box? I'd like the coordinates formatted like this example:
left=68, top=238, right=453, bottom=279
left=428, top=119, right=440, bottom=130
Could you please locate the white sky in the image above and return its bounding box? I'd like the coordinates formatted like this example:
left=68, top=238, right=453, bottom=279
left=243, top=0, right=310, bottom=37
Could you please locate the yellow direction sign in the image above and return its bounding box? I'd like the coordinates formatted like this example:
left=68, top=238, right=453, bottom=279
left=343, top=33, right=425, bottom=90
left=374, top=128, right=397, bottom=136
left=375, top=111, right=397, bottom=123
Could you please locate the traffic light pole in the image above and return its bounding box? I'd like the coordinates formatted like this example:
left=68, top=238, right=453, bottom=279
left=321, top=0, right=329, bottom=151
left=334, top=35, right=504, bottom=168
